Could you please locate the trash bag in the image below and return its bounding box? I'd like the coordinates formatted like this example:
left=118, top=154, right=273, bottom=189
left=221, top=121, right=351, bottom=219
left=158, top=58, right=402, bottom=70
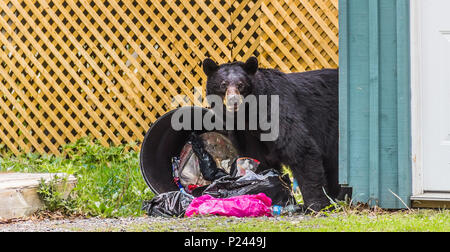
left=176, top=139, right=210, bottom=189
left=201, top=169, right=296, bottom=206
left=185, top=193, right=272, bottom=218
left=142, top=191, right=193, bottom=218
left=174, top=132, right=237, bottom=191
left=230, top=157, right=261, bottom=177
left=189, top=133, right=228, bottom=181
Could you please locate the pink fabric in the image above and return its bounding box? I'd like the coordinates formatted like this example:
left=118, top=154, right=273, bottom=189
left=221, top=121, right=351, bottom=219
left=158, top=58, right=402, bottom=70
left=185, top=193, right=272, bottom=218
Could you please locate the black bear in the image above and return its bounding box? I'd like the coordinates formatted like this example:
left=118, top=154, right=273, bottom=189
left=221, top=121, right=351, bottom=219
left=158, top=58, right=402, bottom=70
left=203, top=56, right=341, bottom=212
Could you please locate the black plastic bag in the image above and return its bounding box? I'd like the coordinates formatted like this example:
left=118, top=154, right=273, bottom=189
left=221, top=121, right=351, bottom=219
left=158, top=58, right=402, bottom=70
left=201, top=169, right=296, bottom=206
left=142, top=191, right=193, bottom=218
left=189, top=133, right=228, bottom=181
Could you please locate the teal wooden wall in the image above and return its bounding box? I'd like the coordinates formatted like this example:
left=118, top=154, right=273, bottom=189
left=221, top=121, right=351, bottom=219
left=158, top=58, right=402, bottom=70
left=339, top=0, right=411, bottom=208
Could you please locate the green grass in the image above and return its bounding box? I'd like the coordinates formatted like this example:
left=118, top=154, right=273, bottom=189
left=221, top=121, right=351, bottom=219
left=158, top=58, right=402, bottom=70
left=0, top=138, right=154, bottom=218
left=77, top=210, right=450, bottom=232
left=158, top=210, right=447, bottom=232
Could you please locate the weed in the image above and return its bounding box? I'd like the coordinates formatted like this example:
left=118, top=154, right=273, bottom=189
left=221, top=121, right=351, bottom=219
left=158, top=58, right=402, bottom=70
left=37, top=175, right=78, bottom=216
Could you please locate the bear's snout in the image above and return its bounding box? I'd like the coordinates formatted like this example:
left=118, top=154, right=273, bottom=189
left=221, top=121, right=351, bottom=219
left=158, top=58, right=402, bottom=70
left=224, top=86, right=243, bottom=112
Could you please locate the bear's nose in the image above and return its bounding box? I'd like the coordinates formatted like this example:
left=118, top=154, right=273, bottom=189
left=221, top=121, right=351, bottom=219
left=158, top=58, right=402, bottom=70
left=228, top=94, right=241, bottom=104
left=225, top=86, right=243, bottom=112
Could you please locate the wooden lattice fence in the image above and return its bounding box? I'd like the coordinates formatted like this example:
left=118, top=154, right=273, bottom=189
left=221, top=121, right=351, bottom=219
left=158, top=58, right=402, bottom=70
left=0, top=0, right=338, bottom=155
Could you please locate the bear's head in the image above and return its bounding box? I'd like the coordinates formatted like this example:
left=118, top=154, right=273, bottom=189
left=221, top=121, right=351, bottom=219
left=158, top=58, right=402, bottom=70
left=203, top=57, right=258, bottom=112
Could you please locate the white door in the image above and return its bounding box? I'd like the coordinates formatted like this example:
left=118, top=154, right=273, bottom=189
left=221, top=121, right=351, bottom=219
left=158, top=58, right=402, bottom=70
left=417, top=0, right=450, bottom=192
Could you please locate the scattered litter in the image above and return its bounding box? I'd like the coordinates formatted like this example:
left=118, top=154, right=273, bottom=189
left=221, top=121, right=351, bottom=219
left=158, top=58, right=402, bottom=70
left=271, top=204, right=304, bottom=216
left=230, top=157, right=260, bottom=177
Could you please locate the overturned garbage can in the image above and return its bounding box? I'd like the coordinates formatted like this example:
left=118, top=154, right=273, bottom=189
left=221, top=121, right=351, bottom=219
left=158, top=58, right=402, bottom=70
left=140, top=106, right=299, bottom=217
left=140, top=106, right=235, bottom=194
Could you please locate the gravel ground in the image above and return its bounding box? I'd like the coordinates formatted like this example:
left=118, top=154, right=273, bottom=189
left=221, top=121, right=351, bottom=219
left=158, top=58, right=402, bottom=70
left=0, top=217, right=150, bottom=232
left=0, top=215, right=309, bottom=232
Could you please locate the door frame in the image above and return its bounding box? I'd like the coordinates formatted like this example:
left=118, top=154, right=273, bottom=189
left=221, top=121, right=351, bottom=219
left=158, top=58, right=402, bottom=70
left=410, top=0, right=424, bottom=197
left=410, top=0, right=450, bottom=204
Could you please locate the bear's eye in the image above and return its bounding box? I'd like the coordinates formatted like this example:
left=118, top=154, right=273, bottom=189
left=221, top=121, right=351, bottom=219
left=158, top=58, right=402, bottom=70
left=220, top=81, right=227, bottom=89
left=237, top=82, right=244, bottom=89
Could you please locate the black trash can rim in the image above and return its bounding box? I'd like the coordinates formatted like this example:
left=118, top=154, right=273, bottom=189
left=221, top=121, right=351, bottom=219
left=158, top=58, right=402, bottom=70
left=139, top=106, right=217, bottom=194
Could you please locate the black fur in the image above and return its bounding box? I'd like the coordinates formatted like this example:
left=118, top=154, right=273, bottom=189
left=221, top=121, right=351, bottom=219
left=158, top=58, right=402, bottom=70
left=203, top=57, right=340, bottom=211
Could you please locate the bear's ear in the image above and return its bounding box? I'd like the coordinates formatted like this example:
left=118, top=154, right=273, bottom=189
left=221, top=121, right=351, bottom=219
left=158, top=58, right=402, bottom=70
left=203, top=58, right=219, bottom=76
left=243, top=56, right=258, bottom=75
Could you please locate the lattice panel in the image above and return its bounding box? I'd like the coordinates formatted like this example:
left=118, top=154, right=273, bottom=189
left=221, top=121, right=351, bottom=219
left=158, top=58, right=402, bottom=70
left=259, top=0, right=339, bottom=71
left=0, top=0, right=338, bottom=155
left=230, top=0, right=262, bottom=61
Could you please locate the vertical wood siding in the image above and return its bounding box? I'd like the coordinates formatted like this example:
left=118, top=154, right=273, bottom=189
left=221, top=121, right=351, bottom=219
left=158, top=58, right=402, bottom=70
left=339, top=0, right=411, bottom=208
